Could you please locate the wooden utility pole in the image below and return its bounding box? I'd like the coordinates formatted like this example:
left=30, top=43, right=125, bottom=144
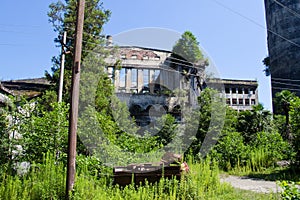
left=66, top=0, right=85, bottom=198
left=58, top=31, right=67, bottom=103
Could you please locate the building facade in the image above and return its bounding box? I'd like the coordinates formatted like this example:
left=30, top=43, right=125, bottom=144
left=222, top=79, right=258, bottom=111
left=264, top=0, right=300, bottom=112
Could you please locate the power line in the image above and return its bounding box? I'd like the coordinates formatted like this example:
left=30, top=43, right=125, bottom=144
left=272, top=81, right=300, bottom=88
left=272, top=0, right=300, bottom=19
left=210, top=0, right=300, bottom=49
left=271, top=77, right=300, bottom=82
left=272, top=86, right=300, bottom=92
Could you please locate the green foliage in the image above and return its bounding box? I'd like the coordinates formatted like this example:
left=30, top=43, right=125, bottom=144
left=47, top=0, right=111, bottom=102
left=188, top=88, right=226, bottom=156
left=0, top=157, right=274, bottom=200
left=211, top=131, right=249, bottom=171
left=237, top=104, right=272, bottom=143
left=290, top=96, right=300, bottom=163
left=251, top=132, right=292, bottom=163
left=274, top=90, right=297, bottom=144
left=155, top=114, right=178, bottom=146
left=0, top=152, right=65, bottom=200
left=279, top=181, right=300, bottom=200
left=262, top=56, right=270, bottom=76
left=172, top=31, right=204, bottom=63
left=20, top=102, right=69, bottom=163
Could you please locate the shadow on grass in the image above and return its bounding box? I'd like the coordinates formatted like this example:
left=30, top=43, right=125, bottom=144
left=247, top=166, right=300, bottom=182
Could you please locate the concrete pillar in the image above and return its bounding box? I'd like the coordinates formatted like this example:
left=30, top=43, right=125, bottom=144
left=137, top=69, right=144, bottom=93
left=242, top=88, right=245, bottom=105
left=125, top=68, right=132, bottom=93
left=107, top=67, right=113, bottom=82
left=229, top=88, right=232, bottom=105
left=149, top=69, right=155, bottom=93
left=114, top=69, right=120, bottom=92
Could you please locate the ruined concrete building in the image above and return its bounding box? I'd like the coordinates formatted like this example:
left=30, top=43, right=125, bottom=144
left=0, top=78, right=51, bottom=107
left=105, top=46, right=206, bottom=124
left=220, top=79, right=258, bottom=111
left=264, top=0, right=300, bottom=112
left=105, top=45, right=259, bottom=125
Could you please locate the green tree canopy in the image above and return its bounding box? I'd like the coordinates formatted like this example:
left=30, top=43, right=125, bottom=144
left=47, top=0, right=111, bottom=102
left=172, top=31, right=204, bottom=63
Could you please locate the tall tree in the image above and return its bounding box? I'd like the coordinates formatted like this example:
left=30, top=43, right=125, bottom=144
left=275, top=90, right=296, bottom=142
left=172, top=31, right=204, bottom=63
left=237, top=103, right=272, bottom=143
left=47, top=0, right=111, bottom=102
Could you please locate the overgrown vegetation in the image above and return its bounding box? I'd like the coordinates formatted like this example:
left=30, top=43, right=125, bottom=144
left=0, top=153, right=277, bottom=200
left=0, top=1, right=300, bottom=198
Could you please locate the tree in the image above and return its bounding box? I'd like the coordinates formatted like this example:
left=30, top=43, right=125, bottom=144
left=275, top=90, right=296, bottom=142
left=172, top=31, right=205, bottom=63
left=187, top=88, right=226, bottom=157
left=262, top=56, right=270, bottom=76
left=289, top=96, right=300, bottom=164
left=47, top=0, right=111, bottom=102
left=20, top=102, right=69, bottom=163
left=237, top=104, right=272, bottom=143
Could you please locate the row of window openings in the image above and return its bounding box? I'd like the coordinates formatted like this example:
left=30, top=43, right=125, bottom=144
left=226, top=98, right=256, bottom=106
left=119, top=69, right=160, bottom=88
left=225, top=87, right=256, bottom=94
left=120, top=54, right=160, bottom=60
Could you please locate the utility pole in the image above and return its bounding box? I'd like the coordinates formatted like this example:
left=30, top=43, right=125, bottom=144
left=66, top=0, right=85, bottom=198
left=58, top=31, right=67, bottom=103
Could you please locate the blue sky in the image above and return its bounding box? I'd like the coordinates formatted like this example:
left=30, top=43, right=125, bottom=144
left=0, top=0, right=272, bottom=110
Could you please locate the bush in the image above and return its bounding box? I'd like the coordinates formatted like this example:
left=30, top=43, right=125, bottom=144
left=279, top=181, right=300, bottom=200
left=211, top=131, right=249, bottom=171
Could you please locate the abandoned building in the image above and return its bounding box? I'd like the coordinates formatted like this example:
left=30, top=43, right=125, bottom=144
left=0, top=78, right=51, bottom=107
left=264, top=0, right=300, bottom=112
left=104, top=45, right=259, bottom=125
left=217, top=79, right=258, bottom=111
left=105, top=46, right=207, bottom=125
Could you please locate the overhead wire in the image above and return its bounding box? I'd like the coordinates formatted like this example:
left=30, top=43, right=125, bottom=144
left=272, top=0, right=300, bottom=19
left=271, top=77, right=300, bottom=82
left=272, top=86, right=300, bottom=92
left=271, top=81, right=300, bottom=88
left=210, top=0, right=300, bottom=49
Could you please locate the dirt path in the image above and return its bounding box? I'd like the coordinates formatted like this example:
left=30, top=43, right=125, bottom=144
left=220, top=175, right=281, bottom=193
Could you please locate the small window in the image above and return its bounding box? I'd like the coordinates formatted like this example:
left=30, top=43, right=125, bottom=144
left=245, top=99, right=250, bottom=105
left=251, top=99, right=256, bottom=105
left=251, top=89, right=256, bottom=94
left=239, top=99, right=243, bottom=105
left=154, top=56, right=160, bottom=60
left=232, top=99, right=237, bottom=105
left=226, top=98, right=230, bottom=105
left=244, top=89, right=249, bottom=94
left=131, top=55, right=137, bottom=59
left=238, top=88, right=243, bottom=94
left=225, top=88, right=230, bottom=94
left=121, top=54, right=126, bottom=59
left=232, top=88, right=236, bottom=93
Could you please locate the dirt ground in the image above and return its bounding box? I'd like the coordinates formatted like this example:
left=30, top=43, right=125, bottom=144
left=220, top=175, right=281, bottom=193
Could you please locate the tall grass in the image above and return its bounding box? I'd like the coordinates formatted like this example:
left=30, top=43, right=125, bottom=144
left=0, top=153, right=65, bottom=200
left=0, top=154, right=276, bottom=200
left=230, top=147, right=278, bottom=175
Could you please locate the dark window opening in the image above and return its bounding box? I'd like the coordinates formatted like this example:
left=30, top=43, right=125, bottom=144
left=238, top=88, right=243, bottom=94
left=226, top=98, right=230, bottom=105
left=225, top=88, right=230, bottom=94
left=245, top=99, right=250, bottom=105
left=232, top=99, right=237, bottom=105
left=239, top=99, right=243, bottom=105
